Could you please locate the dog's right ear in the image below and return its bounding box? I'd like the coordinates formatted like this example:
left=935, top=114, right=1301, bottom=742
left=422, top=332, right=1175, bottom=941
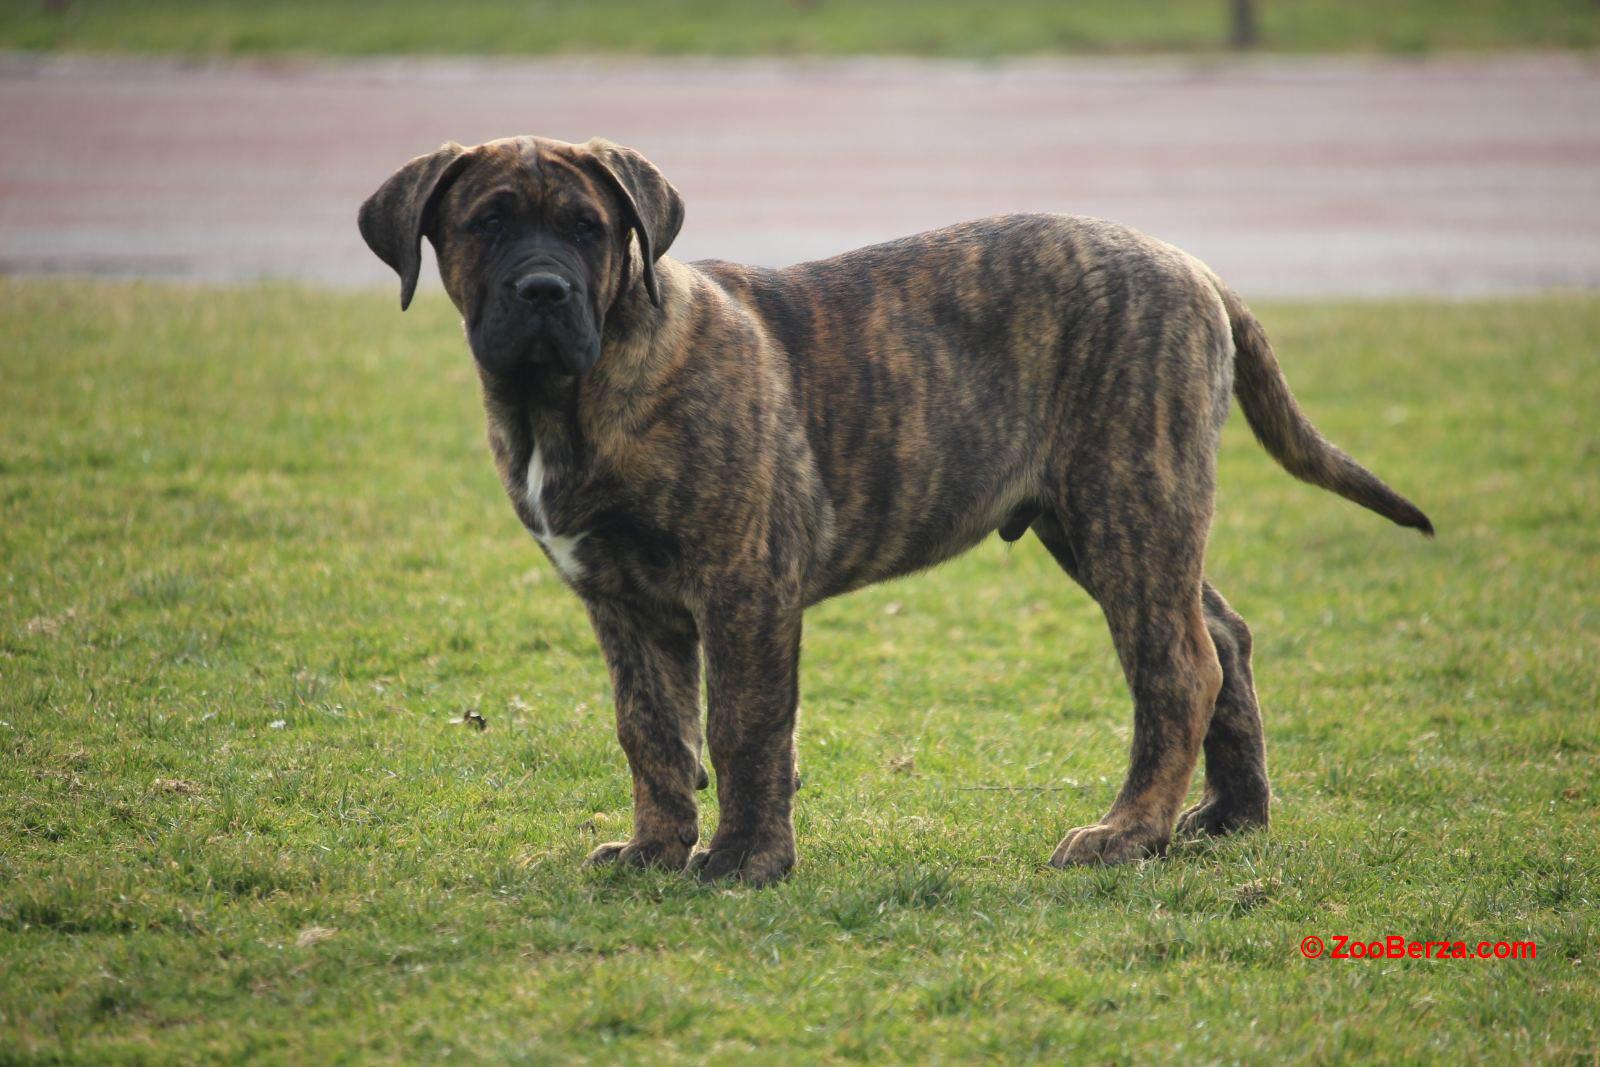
left=358, top=142, right=473, bottom=310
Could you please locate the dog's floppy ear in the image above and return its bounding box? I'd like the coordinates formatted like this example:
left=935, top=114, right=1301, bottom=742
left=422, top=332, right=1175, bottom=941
left=581, top=138, right=684, bottom=308
left=358, top=142, right=473, bottom=310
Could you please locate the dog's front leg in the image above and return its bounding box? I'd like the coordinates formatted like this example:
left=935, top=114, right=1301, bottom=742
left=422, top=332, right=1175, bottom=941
left=583, top=598, right=703, bottom=871
left=689, top=590, right=802, bottom=886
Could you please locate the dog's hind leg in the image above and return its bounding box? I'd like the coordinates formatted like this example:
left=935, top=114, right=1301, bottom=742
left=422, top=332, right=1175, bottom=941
left=1176, top=581, right=1270, bottom=836
left=1032, top=496, right=1223, bottom=866
left=1036, top=521, right=1268, bottom=836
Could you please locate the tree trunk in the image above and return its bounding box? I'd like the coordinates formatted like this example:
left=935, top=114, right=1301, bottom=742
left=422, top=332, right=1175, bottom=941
left=1230, top=0, right=1260, bottom=49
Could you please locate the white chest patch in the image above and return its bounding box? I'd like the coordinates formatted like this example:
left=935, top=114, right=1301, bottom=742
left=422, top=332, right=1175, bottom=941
left=525, top=446, right=587, bottom=583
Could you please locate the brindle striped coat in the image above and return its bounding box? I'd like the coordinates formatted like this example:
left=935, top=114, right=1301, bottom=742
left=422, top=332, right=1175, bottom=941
left=360, top=137, right=1431, bottom=885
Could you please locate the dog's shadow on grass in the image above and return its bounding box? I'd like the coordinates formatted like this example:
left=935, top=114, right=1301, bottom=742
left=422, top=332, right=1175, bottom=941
left=565, top=833, right=1279, bottom=924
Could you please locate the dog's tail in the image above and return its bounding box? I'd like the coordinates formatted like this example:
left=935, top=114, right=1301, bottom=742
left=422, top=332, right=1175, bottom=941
left=1214, top=279, right=1434, bottom=537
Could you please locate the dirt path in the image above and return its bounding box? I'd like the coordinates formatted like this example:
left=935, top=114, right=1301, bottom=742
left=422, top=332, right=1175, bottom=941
left=2, top=53, right=1597, bottom=296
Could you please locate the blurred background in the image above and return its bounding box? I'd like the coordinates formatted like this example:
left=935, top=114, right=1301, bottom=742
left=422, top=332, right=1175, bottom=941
left=4, top=7, right=1599, bottom=1062
left=2, top=0, right=1598, bottom=297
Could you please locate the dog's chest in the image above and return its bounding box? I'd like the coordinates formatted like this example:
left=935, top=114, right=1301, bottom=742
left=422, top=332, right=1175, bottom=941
left=522, top=446, right=587, bottom=585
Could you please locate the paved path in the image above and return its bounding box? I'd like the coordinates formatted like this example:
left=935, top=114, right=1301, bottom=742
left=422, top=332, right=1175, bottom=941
left=2, top=53, right=1597, bottom=296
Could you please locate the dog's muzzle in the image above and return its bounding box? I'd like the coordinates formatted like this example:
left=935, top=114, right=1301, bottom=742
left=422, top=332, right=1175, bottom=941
left=472, top=269, right=601, bottom=377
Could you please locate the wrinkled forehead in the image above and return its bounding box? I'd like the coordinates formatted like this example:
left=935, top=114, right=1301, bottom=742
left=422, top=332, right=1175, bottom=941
left=445, top=137, right=609, bottom=217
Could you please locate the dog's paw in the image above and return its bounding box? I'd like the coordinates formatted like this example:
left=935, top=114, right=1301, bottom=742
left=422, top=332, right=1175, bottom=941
left=687, top=835, right=795, bottom=887
left=1175, top=796, right=1269, bottom=839
left=584, top=836, right=693, bottom=871
left=1050, top=822, right=1166, bottom=867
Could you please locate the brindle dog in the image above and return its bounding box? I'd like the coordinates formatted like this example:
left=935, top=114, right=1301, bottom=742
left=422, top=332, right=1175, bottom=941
left=359, top=136, right=1432, bottom=886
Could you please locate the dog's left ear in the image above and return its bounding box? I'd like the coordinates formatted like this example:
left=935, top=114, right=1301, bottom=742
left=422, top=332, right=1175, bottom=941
left=358, top=142, right=474, bottom=310
left=581, top=139, right=684, bottom=308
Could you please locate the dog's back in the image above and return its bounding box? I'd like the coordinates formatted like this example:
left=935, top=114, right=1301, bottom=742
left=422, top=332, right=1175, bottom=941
left=697, top=213, right=1245, bottom=600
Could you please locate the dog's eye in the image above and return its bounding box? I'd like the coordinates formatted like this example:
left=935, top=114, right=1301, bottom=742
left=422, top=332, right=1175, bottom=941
left=572, top=217, right=600, bottom=242
left=475, top=214, right=503, bottom=235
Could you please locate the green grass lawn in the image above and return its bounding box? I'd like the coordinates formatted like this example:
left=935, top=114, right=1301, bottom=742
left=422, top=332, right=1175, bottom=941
left=1, top=0, right=1596, bottom=57
left=1, top=278, right=1596, bottom=1062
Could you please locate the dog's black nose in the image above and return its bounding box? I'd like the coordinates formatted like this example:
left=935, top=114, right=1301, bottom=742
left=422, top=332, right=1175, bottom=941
left=514, top=273, right=572, bottom=308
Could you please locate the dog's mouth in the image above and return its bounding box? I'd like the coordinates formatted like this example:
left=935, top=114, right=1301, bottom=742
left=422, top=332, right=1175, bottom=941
left=518, top=330, right=599, bottom=376
left=471, top=313, right=601, bottom=379
left=554, top=331, right=602, bottom=375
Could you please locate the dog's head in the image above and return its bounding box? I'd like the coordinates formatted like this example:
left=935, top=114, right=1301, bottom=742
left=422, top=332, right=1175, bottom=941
left=358, top=136, right=683, bottom=377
